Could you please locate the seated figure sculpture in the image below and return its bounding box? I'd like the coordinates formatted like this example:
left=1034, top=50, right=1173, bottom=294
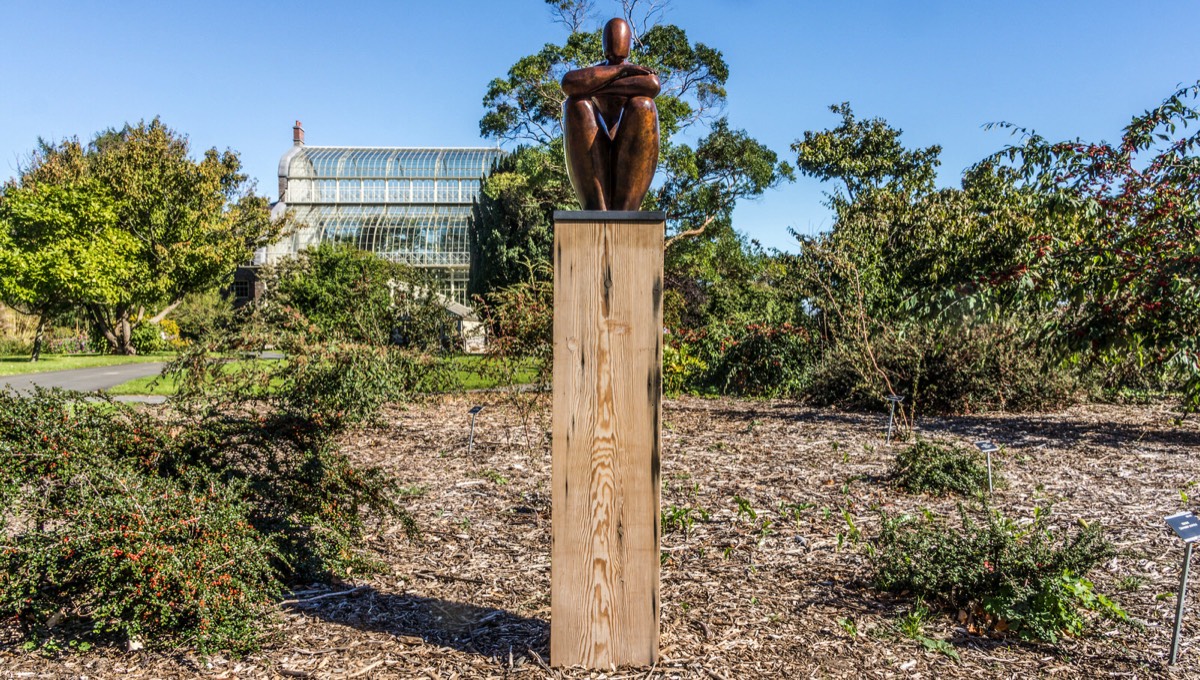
left=562, top=18, right=661, bottom=211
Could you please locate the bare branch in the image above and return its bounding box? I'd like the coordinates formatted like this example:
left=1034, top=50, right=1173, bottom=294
left=620, top=0, right=672, bottom=45
left=664, top=213, right=717, bottom=248
left=147, top=299, right=183, bottom=325
left=546, top=0, right=596, bottom=33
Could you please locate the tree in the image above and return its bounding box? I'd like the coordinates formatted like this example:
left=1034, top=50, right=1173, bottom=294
left=987, top=82, right=1200, bottom=403
left=788, top=104, right=1055, bottom=318
left=477, top=0, right=790, bottom=259
left=18, top=119, right=280, bottom=354
left=659, top=119, right=795, bottom=246
left=265, top=243, right=452, bottom=350
left=785, top=105, right=1076, bottom=418
left=481, top=1, right=727, bottom=146
left=792, top=102, right=942, bottom=206
left=0, top=180, right=134, bottom=360
left=468, top=144, right=572, bottom=298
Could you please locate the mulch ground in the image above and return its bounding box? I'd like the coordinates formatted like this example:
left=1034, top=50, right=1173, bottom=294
left=4, top=394, right=1200, bottom=678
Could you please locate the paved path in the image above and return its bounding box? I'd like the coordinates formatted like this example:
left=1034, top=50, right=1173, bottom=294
left=0, top=362, right=166, bottom=394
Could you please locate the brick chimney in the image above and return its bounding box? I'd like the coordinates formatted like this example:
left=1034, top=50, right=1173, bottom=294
left=293, top=120, right=304, bottom=146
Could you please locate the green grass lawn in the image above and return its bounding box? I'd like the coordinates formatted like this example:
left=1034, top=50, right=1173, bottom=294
left=448, top=355, right=542, bottom=390
left=106, top=354, right=543, bottom=396
left=106, top=372, right=183, bottom=396
left=0, top=352, right=175, bottom=377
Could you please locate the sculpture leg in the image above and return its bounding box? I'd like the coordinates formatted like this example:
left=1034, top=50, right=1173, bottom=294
left=610, top=96, right=659, bottom=211
left=563, top=97, right=611, bottom=211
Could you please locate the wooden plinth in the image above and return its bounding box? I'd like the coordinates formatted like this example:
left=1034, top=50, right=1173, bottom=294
left=551, top=211, right=664, bottom=669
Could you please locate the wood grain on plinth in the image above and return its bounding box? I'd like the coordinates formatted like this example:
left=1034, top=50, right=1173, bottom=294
left=551, top=214, right=663, bottom=669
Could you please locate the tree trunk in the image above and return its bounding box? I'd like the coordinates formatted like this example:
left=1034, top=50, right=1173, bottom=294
left=88, top=304, right=138, bottom=355
left=118, top=313, right=136, bottom=355
left=30, top=314, right=46, bottom=362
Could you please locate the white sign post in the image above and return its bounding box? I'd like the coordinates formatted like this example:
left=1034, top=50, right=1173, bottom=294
left=973, top=440, right=999, bottom=495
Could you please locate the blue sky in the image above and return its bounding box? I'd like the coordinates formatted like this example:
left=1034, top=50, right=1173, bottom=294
left=1, top=0, right=1197, bottom=252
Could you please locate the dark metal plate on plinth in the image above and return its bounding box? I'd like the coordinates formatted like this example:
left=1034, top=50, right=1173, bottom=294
left=554, top=210, right=667, bottom=222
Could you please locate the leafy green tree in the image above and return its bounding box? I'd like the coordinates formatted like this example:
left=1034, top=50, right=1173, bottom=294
left=659, top=119, right=795, bottom=246
left=792, top=102, right=941, bottom=206
left=265, top=243, right=452, bottom=350
left=475, top=0, right=791, bottom=268
left=18, top=119, right=280, bottom=354
left=787, top=104, right=1079, bottom=416
left=468, top=144, right=572, bottom=298
left=987, top=81, right=1200, bottom=403
left=481, top=1, right=727, bottom=146
left=0, top=180, right=134, bottom=360
left=789, top=104, right=1055, bottom=320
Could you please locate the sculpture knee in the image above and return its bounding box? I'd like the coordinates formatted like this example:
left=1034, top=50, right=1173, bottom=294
left=565, top=97, right=596, bottom=119
left=625, top=96, right=657, bottom=116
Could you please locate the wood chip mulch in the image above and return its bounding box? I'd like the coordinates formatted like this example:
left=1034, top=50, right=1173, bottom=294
left=4, top=394, right=1200, bottom=678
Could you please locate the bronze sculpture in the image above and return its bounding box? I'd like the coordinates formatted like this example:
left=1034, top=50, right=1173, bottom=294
left=562, top=18, right=660, bottom=211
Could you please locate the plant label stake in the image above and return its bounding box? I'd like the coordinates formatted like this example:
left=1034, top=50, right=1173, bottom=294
left=1166, top=511, right=1200, bottom=665
left=467, top=405, right=484, bottom=456
left=974, top=440, right=999, bottom=494
left=885, top=395, right=904, bottom=444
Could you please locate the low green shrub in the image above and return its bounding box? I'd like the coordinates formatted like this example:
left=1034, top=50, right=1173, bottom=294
left=0, top=391, right=278, bottom=652
left=663, top=340, right=708, bottom=395
left=891, top=439, right=994, bottom=496
left=163, top=314, right=440, bottom=580
left=872, top=505, right=1127, bottom=642
left=264, top=242, right=454, bottom=349
left=710, top=322, right=814, bottom=398
left=805, top=322, right=1085, bottom=415
left=172, top=289, right=238, bottom=343
left=661, top=322, right=815, bottom=397
left=0, top=336, right=31, bottom=356
left=0, top=326, right=428, bottom=652
left=44, top=335, right=91, bottom=354
left=0, top=468, right=277, bottom=653
left=476, top=272, right=552, bottom=359
left=130, top=321, right=167, bottom=354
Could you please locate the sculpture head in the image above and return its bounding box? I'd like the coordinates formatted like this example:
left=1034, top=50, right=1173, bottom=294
left=602, top=18, right=632, bottom=64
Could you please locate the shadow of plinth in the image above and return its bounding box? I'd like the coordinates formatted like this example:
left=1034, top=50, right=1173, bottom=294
left=288, top=587, right=548, bottom=661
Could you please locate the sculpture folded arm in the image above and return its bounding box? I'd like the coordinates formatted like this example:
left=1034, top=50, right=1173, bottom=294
left=589, top=74, right=661, bottom=99
left=561, top=64, right=659, bottom=98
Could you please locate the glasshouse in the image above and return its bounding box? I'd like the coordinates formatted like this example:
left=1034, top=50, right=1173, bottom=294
left=258, top=122, right=503, bottom=305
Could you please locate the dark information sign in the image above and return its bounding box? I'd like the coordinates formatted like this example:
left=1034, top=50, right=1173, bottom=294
left=1166, top=511, right=1200, bottom=543
left=974, top=440, right=1000, bottom=454
left=468, top=405, right=485, bottom=415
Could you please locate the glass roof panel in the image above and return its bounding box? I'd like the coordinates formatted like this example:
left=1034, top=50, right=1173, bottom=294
left=286, top=147, right=502, bottom=180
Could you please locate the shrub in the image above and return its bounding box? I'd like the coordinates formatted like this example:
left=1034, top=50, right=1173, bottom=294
left=265, top=242, right=453, bottom=349
left=872, top=505, right=1127, bottom=642
left=166, top=323, right=439, bottom=581
left=663, top=340, right=708, bottom=395
left=891, top=439, right=994, bottom=496
left=0, top=336, right=31, bottom=355
left=129, top=319, right=187, bottom=354
left=709, top=322, right=814, bottom=398
left=477, top=270, right=552, bottom=360
left=0, top=469, right=277, bottom=653
left=805, top=322, right=1084, bottom=415
left=0, top=326, right=429, bottom=652
left=173, top=289, right=238, bottom=343
left=0, top=391, right=279, bottom=652
left=44, top=335, right=90, bottom=354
